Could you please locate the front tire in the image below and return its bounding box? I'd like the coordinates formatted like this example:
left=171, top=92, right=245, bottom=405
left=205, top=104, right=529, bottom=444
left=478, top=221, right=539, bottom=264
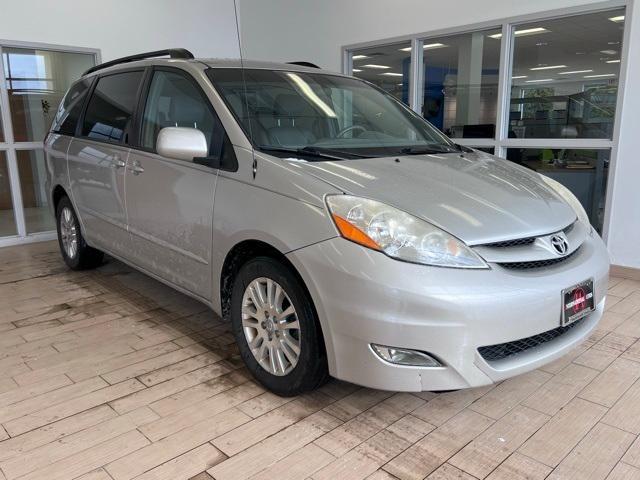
left=230, top=256, right=328, bottom=396
left=56, top=196, right=104, bottom=270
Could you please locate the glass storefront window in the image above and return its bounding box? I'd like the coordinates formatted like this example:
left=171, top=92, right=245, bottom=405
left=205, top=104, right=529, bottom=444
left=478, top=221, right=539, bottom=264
left=421, top=28, right=501, bottom=138
left=509, top=9, right=624, bottom=139
left=506, top=148, right=609, bottom=231
left=0, top=151, right=18, bottom=237
left=351, top=42, right=411, bottom=104
left=2, top=47, right=95, bottom=142
left=16, top=149, right=53, bottom=233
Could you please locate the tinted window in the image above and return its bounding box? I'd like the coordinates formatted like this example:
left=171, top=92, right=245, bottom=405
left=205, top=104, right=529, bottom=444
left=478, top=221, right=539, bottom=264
left=51, top=78, right=92, bottom=136
left=141, top=70, right=216, bottom=150
left=82, top=71, right=143, bottom=143
left=141, top=70, right=235, bottom=169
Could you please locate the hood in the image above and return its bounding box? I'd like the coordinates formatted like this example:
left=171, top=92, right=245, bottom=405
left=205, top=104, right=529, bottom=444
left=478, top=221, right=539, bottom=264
left=296, top=151, right=577, bottom=245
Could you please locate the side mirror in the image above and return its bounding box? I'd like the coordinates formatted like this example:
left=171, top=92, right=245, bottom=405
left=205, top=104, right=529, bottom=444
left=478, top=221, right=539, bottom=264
left=157, top=127, right=208, bottom=162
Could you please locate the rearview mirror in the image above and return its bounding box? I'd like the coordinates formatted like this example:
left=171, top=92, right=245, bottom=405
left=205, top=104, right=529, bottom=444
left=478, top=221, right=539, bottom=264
left=157, top=127, right=208, bottom=162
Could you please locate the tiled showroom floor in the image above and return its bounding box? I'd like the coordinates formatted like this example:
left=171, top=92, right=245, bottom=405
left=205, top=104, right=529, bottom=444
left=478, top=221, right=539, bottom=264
left=1, top=241, right=640, bottom=480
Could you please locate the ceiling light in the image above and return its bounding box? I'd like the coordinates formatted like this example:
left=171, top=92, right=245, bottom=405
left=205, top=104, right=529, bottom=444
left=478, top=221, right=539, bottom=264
left=600, top=50, right=617, bottom=55
left=381, top=72, right=403, bottom=76
left=584, top=73, right=616, bottom=78
left=558, top=69, right=593, bottom=75
left=490, top=27, right=549, bottom=39
left=530, top=65, right=567, bottom=71
left=399, top=43, right=447, bottom=52
left=352, top=69, right=362, bottom=72
left=352, top=55, right=369, bottom=60
left=526, top=79, right=554, bottom=83
left=512, top=75, right=528, bottom=79
left=606, top=59, right=621, bottom=63
left=286, top=73, right=337, bottom=118
left=362, top=64, right=390, bottom=69
left=609, top=15, right=625, bottom=22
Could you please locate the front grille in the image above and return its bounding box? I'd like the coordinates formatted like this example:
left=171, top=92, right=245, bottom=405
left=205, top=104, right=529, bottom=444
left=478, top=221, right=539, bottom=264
left=485, top=237, right=536, bottom=248
left=478, top=318, right=585, bottom=362
left=498, top=247, right=580, bottom=270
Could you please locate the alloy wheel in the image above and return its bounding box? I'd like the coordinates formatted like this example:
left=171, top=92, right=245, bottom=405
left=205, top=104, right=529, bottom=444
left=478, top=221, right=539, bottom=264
left=241, top=277, right=301, bottom=376
left=60, top=206, right=78, bottom=259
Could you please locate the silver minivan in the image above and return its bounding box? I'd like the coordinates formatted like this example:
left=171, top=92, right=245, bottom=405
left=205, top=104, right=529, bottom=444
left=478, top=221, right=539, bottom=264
left=45, top=49, right=610, bottom=396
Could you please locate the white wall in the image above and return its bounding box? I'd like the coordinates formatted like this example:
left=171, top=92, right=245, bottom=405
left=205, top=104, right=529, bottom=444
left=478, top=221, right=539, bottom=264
left=239, top=0, right=640, bottom=269
left=1, top=0, right=241, bottom=61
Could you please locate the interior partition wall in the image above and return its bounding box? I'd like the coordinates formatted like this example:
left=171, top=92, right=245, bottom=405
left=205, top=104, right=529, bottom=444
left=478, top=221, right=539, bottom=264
left=343, top=1, right=631, bottom=237
left=0, top=41, right=99, bottom=247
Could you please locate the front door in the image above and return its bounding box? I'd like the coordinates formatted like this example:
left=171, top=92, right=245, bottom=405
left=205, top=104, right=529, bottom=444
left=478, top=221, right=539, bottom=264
left=124, top=68, right=224, bottom=299
left=68, top=70, right=144, bottom=255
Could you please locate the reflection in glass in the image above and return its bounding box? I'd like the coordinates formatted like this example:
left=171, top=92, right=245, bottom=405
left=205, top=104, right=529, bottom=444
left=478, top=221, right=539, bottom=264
left=509, top=9, right=624, bottom=139
left=16, top=149, right=54, bottom=233
left=507, top=148, right=609, bottom=231
left=2, top=47, right=95, bottom=142
left=473, top=147, right=495, bottom=154
left=0, top=100, right=4, bottom=142
left=421, top=29, right=501, bottom=138
left=0, top=151, right=18, bottom=236
left=351, top=42, right=411, bottom=104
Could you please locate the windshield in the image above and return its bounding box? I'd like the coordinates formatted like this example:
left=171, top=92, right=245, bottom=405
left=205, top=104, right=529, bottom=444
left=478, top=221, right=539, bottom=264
left=207, top=68, right=458, bottom=159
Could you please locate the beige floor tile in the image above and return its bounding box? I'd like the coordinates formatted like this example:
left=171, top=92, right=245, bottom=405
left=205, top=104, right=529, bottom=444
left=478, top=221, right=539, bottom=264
left=608, top=279, right=640, bottom=298
left=609, top=292, right=640, bottom=317
left=519, top=397, right=607, bottom=467
left=384, top=409, right=494, bottom=480
left=106, top=408, right=247, bottom=480
left=607, top=463, right=640, bottom=480
left=470, top=370, right=551, bottom=419
left=135, top=443, right=225, bottom=480
left=208, top=411, right=341, bottom=480
left=385, top=413, right=435, bottom=444
left=313, top=393, right=424, bottom=458
left=248, top=443, right=335, bottom=480
left=0, top=374, right=72, bottom=408
left=449, top=406, right=549, bottom=478
left=522, top=363, right=599, bottom=415
left=213, top=391, right=332, bottom=456
left=579, top=358, right=640, bottom=407
left=4, top=378, right=146, bottom=436
left=548, top=423, right=635, bottom=480
left=17, top=430, right=149, bottom=480
left=602, top=378, right=640, bottom=434
left=427, top=463, right=476, bottom=479
left=0, top=407, right=156, bottom=479
left=75, top=468, right=114, bottom=480
left=621, top=436, right=640, bottom=468
left=411, top=385, right=493, bottom=426
left=322, top=388, right=394, bottom=422
left=485, top=452, right=552, bottom=480
left=574, top=345, right=621, bottom=371
left=236, top=391, right=293, bottom=418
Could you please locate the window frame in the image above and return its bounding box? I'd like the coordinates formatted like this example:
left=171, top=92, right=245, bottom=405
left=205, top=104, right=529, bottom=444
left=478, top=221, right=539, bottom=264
left=341, top=0, right=631, bottom=243
left=132, top=65, right=237, bottom=172
left=76, top=67, right=147, bottom=147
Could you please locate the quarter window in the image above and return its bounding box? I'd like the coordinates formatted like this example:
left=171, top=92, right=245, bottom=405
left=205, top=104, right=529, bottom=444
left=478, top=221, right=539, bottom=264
left=51, top=78, right=92, bottom=136
left=82, top=71, right=143, bottom=143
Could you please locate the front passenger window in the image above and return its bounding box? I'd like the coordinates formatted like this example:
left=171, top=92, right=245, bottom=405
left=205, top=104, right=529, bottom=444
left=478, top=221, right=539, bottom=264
left=141, top=70, right=219, bottom=154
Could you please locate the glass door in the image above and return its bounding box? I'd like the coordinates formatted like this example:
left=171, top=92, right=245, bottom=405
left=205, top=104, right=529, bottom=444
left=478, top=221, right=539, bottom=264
left=0, top=43, right=98, bottom=245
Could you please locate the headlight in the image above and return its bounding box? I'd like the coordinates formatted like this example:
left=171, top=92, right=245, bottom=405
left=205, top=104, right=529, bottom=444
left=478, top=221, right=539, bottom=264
left=541, top=176, right=590, bottom=226
left=326, top=195, right=488, bottom=269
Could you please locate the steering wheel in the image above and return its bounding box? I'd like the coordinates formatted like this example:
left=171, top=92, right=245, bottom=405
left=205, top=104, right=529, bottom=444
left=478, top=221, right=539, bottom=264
left=336, top=125, right=366, bottom=138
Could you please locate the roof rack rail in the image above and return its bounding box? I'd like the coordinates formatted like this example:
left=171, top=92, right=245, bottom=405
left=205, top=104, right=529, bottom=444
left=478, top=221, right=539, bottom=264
left=83, top=48, right=194, bottom=76
left=286, top=61, right=321, bottom=69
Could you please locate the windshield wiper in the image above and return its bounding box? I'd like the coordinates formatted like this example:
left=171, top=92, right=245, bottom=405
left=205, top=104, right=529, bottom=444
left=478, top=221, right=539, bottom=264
left=258, top=146, right=361, bottom=161
left=400, top=144, right=460, bottom=155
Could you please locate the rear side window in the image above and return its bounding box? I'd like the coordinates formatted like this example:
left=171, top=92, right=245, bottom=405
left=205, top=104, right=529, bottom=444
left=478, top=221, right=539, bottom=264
left=51, top=78, right=92, bottom=136
left=140, top=69, right=236, bottom=170
left=82, top=71, right=143, bottom=143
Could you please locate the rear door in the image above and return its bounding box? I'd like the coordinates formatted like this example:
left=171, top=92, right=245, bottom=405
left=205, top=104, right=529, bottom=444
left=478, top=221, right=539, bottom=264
left=124, top=67, right=234, bottom=299
left=68, top=70, right=144, bottom=255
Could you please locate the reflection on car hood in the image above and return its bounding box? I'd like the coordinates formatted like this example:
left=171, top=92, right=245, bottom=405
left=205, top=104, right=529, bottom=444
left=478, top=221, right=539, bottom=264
left=296, top=151, right=577, bottom=245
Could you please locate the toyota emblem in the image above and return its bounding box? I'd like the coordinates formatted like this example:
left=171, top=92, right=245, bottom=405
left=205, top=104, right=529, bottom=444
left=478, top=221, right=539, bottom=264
left=550, top=235, right=569, bottom=255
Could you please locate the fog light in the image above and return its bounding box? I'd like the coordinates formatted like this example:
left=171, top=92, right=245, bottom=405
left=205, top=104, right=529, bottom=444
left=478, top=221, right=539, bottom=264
left=371, top=344, right=442, bottom=367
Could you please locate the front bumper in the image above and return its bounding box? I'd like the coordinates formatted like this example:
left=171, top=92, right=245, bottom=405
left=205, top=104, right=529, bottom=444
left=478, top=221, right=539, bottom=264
left=286, top=232, right=610, bottom=392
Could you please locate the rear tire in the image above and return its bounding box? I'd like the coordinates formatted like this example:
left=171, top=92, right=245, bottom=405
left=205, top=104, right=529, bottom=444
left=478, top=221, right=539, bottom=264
left=56, top=196, right=104, bottom=270
left=230, top=256, right=328, bottom=396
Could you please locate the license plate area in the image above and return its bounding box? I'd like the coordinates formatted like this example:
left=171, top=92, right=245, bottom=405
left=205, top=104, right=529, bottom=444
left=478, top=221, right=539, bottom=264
left=562, top=278, right=595, bottom=326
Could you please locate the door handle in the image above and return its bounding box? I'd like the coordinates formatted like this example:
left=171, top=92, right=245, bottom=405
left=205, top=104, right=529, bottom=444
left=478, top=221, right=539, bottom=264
left=128, top=160, right=145, bottom=175
left=110, top=155, right=126, bottom=169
